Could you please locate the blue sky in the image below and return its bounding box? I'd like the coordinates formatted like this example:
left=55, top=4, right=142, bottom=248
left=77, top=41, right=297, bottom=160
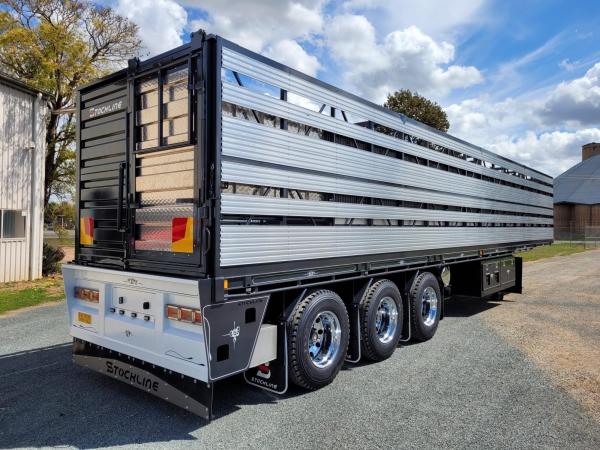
left=109, top=0, right=600, bottom=175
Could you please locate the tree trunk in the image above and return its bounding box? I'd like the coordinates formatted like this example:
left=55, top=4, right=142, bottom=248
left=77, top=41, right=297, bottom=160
left=44, top=110, right=59, bottom=207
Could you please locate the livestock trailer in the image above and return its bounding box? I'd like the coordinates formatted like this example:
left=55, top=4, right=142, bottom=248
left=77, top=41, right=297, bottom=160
left=63, top=30, right=553, bottom=419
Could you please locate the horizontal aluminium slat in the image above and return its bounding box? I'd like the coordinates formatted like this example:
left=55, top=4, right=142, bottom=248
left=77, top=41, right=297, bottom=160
left=221, top=46, right=553, bottom=185
left=220, top=225, right=553, bottom=266
left=222, top=117, right=553, bottom=208
left=221, top=194, right=554, bottom=225
left=223, top=83, right=553, bottom=195
left=221, top=159, right=553, bottom=216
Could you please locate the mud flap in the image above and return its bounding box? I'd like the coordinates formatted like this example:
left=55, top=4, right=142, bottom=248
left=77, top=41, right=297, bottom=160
left=73, top=340, right=213, bottom=419
left=243, top=320, right=288, bottom=394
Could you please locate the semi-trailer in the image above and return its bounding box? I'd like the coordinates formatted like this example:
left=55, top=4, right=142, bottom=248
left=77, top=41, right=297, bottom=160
left=63, top=30, right=553, bottom=419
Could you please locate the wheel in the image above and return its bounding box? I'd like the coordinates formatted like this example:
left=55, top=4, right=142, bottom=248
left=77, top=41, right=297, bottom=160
left=409, top=272, right=442, bottom=342
left=360, top=279, right=403, bottom=361
left=492, top=292, right=505, bottom=301
left=287, top=289, right=350, bottom=390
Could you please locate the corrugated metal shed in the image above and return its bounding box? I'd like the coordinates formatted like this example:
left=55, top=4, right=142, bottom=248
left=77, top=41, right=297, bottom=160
left=554, top=154, right=600, bottom=205
left=0, top=73, right=47, bottom=282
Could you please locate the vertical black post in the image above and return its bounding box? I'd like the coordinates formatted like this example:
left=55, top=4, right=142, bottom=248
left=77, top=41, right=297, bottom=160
left=367, top=121, right=374, bottom=226
left=280, top=88, right=289, bottom=203
left=74, top=90, right=81, bottom=261
left=126, top=58, right=139, bottom=261
left=158, top=69, right=164, bottom=147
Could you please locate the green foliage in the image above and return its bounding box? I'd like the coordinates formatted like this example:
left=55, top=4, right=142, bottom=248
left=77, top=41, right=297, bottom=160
left=45, top=201, right=75, bottom=228
left=0, top=0, right=141, bottom=205
left=52, top=223, right=68, bottom=240
left=384, top=89, right=450, bottom=132
left=42, top=242, right=65, bottom=275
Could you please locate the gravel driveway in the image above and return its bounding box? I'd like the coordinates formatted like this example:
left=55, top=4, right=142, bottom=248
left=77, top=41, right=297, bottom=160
left=1, top=251, right=599, bottom=449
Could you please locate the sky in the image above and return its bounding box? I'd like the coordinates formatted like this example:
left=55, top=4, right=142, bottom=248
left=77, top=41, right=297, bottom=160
left=107, top=0, right=600, bottom=176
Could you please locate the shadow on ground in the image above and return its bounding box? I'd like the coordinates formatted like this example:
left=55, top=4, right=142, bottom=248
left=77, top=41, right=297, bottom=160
left=443, top=295, right=502, bottom=318
left=0, top=296, right=503, bottom=448
left=0, top=342, right=309, bottom=448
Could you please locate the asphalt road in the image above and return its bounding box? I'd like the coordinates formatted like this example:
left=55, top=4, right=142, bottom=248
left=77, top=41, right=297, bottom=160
left=2, top=259, right=600, bottom=449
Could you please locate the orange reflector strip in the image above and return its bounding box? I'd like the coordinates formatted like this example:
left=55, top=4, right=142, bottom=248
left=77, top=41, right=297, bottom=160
left=166, top=305, right=179, bottom=320
left=80, top=217, right=94, bottom=245
left=171, top=217, right=194, bottom=253
left=74, top=286, right=100, bottom=303
left=223, top=279, right=229, bottom=290
left=165, top=304, right=202, bottom=325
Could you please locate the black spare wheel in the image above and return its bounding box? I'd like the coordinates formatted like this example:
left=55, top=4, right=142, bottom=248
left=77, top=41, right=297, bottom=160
left=287, top=289, right=350, bottom=390
left=359, top=279, right=403, bottom=361
left=409, top=272, right=442, bottom=342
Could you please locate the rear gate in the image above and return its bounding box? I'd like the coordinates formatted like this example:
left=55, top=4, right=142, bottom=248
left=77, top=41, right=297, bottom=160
left=76, top=50, right=206, bottom=275
left=78, top=78, right=128, bottom=266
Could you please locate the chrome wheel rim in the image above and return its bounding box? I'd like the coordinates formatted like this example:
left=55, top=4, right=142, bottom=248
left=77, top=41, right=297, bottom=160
left=421, top=286, right=438, bottom=327
left=375, top=296, right=399, bottom=343
left=308, top=311, right=342, bottom=368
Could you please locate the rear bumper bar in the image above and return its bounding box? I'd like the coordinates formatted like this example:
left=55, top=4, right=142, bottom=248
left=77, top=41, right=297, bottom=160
left=73, top=339, right=213, bottom=419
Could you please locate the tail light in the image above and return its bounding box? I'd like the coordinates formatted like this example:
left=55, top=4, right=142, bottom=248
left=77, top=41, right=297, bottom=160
left=74, top=287, right=100, bottom=303
left=166, top=305, right=202, bottom=325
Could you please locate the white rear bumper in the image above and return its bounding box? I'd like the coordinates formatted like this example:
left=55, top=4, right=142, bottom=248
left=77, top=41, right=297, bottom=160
left=62, top=264, right=209, bottom=381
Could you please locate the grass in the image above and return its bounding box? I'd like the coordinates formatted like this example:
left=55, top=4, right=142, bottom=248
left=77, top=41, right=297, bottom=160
left=45, top=237, right=75, bottom=248
left=516, top=243, right=587, bottom=262
left=0, top=275, right=64, bottom=315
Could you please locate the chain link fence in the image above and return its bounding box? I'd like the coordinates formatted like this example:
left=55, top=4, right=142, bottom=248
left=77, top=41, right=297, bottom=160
left=554, top=226, right=600, bottom=248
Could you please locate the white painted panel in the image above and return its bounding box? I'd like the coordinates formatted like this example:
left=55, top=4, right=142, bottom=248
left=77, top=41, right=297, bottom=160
left=0, top=81, right=46, bottom=282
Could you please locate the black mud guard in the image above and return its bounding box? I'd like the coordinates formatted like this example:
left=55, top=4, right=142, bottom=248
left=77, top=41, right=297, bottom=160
left=201, top=295, right=270, bottom=381
left=72, top=339, right=214, bottom=419
left=243, top=319, right=288, bottom=394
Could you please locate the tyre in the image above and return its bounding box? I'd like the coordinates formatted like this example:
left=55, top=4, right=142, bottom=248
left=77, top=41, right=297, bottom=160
left=492, top=292, right=505, bottom=301
left=409, top=272, right=442, bottom=342
left=287, top=289, right=350, bottom=390
left=360, top=279, right=403, bottom=361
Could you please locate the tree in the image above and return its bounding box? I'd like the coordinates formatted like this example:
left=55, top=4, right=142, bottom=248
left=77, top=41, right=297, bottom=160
left=384, top=89, right=450, bottom=132
left=0, top=0, right=141, bottom=206
left=45, top=200, right=75, bottom=228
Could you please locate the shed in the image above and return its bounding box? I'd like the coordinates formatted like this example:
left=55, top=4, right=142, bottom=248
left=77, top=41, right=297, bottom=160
left=0, top=73, right=47, bottom=282
left=553, top=144, right=600, bottom=240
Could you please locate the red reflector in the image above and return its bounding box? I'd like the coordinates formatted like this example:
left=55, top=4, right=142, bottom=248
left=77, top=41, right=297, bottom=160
left=172, top=217, right=188, bottom=242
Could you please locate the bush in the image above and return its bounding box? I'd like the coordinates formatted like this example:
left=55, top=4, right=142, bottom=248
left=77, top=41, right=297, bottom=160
left=53, top=223, right=69, bottom=240
left=43, top=243, right=65, bottom=276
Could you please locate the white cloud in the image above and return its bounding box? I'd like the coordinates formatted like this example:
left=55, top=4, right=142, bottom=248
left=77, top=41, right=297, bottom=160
left=263, top=40, right=321, bottom=76
left=342, top=0, right=488, bottom=40
left=539, top=62, right=600, bottom=126
left=325, top=15, right=483, bottom=102
left=446, top=97, right=530, bottom=143
left=116, top=0, right=188, bottom=56
left=489, top=129, right=600, bottom=176
left=185, top=0, right=324, bottom=52
left=446, top=71, right=600, bottom=177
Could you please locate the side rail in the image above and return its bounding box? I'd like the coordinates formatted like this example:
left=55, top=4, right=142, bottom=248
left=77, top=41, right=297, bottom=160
left=215, top=39, right=553, bottom=271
